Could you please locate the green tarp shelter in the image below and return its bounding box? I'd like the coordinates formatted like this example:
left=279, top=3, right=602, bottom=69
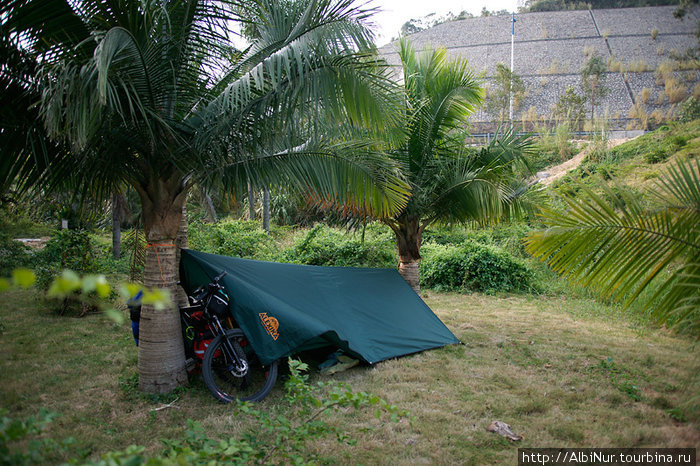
left=180, top=249, right=460, bottom=365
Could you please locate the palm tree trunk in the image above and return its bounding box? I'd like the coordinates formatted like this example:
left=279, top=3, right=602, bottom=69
left=399, top=259, right=420, bottom=294
left=175, top=203, right=189, bottom=309
left=247, top=181, right=255, bottom=220
left=136, top=179, right=188, bottom=394
left=390, top=217, right=424, bottom=295
left=202, top=189, right=217, bottom=223
left=263, top=189, right=270, bottom=234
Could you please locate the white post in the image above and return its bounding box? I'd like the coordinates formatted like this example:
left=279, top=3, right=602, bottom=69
left=509, top=11, right=516, bottom=124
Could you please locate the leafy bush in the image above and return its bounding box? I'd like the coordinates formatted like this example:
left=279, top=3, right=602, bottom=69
left=283, top=224, right=396, bottom=268
left=533, top=125, right=576, bottom=168
left=484, top=223, right=533, bottom=258
left=0, top=234, right=31, bottom=277
left=189, top=219, right=397, bottom=268
left=529, top=130, right=576, bottom=173
left=644, top=147, right=671, bottom=164
left=678, top=96, right=700, bottom=123
left=35, top=230, right=96, bottom=290
left=594, top=125, right=676, bottom=166
left=31, top=230, right=98, bottom=315
left=424, top=224, right=533, bottom=259
left=91, top=234, right=131, bottom=276
left=420, top=242, right=533, bottom=293
left=189, top=220, right=277, bottom=260
left=422, top=227, right=473, bottom=246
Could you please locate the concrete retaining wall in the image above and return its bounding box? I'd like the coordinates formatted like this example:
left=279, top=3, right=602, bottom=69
left=377, top=6, right=699, bottom=129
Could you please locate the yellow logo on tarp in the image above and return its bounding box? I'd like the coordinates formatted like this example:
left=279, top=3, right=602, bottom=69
left=259, top=313, right=279, bottom=341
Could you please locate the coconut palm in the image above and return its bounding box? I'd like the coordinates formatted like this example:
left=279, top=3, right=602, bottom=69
left=385, top=38, right=533, bottom=293
left=525, top=158, right=700, bottom=338
left=4, top=0, right=409, bottom=393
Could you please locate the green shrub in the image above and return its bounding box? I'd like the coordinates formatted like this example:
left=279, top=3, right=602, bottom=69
left=678, top=96, right=700, bottom=123
left=32, top=230, right=97, bottom=315
left=424, top=224, right=533, bottom=258
left=669, top=134, right=689, bottom=148
left=283, top=224, right=396, bottom=268
left=596, top=162, right=617, bottom=179
left=0, top=234, right=31, bottom=277
left=189, top=220, right=277, bottom=260
left=91, top=234, right=131, bottom=276
left=35, top=230, right=96, bottom=289
left=485, top=223, right=533, bottom=258
left=420, top=242, right=532, bottom=293
left=643, top=147, right=670, bottom=164
left=422, top=227, right=473, bottom=246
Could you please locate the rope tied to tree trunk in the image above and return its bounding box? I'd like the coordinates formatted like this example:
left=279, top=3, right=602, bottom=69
left=146, top=243, right=177, bottom=287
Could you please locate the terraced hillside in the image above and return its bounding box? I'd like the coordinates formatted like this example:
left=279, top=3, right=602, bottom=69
left=378, top=6, right=699, bottom=131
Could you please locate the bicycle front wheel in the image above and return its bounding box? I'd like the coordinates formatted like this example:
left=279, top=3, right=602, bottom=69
left=202, top=328, right=278, bottom=403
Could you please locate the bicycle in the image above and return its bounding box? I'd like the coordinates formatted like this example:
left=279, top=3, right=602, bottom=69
left=128, top=271, right=279, bottom=402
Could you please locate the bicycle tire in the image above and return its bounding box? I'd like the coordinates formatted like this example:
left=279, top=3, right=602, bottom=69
left=202, top=328, right=278, bottom=403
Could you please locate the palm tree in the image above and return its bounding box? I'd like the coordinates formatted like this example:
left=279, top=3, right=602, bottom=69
left=4, top=0, right=408, bottom=393
left=384, top=39, right=532, bottom=294
left=525, top=158, right=700, bottom=338
left=0, top=0, right=73, bottom=197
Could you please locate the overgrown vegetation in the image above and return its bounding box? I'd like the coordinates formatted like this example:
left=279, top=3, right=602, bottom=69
left=281, top=224, right=396, bottom=268
left=183, top=220, right=539, bottom=294
left=189, top=220, right=278, bottom=261
left=0, top=234, right=31, bottom=277
left=529, top=124, right=578, bottom=171
left=34, top=230, right=97, bottom=291
left=420, top=242, right=533, bottom=293
left=558, top=119, right=700, bottom=195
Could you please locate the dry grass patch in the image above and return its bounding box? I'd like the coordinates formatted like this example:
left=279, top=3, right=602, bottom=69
left=305, top=293, right=699, bottom=463
left=628, top=102, right=649, bottom=130
left=665, top=78, right=689, bottom=104
left=655, top=61, right=677, bottom=87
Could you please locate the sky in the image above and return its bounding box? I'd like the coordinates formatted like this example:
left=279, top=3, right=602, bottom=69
left=370, top=0, right=519, bottom=46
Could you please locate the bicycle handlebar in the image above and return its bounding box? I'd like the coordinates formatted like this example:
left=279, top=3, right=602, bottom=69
left=189, top=271, right=227, bottom=304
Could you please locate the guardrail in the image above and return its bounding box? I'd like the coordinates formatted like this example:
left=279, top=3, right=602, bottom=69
left=466, top=129, right=645, bottom=144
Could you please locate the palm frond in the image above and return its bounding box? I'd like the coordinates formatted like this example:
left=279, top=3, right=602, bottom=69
left=204, top=132, right=410, bottom=219
left=525, top=157, right=700, bottom=337
left=196, top=1, right=402, bottom=155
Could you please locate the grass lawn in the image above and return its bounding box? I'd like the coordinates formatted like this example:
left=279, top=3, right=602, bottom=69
left=1, top=288, right=698, bottom=464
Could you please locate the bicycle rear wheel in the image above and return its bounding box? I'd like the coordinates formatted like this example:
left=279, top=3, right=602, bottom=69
left=202, top=328, right=278, bottom=402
